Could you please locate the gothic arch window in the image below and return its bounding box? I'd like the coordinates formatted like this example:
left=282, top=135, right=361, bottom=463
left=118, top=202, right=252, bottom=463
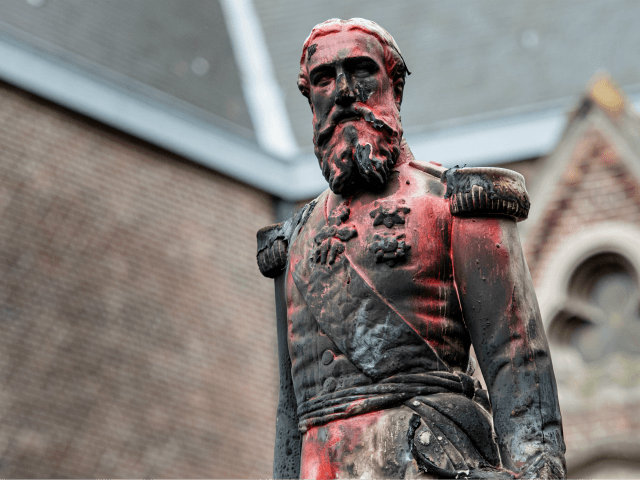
left=548, top=252, right=640, bottom=362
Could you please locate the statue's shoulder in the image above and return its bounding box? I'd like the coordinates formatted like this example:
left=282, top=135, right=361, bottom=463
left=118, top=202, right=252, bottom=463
left=407, top=158, right=448, bottom=181
left=405, top=159, right=448, bottom=201
left=408, top=160, right=530, bottom=221
left=256, top=199, right=319, bottom=278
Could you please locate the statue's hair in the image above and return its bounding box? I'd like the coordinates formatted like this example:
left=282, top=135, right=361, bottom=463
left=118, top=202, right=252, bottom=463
left=297, top=18, right=410, bottom=100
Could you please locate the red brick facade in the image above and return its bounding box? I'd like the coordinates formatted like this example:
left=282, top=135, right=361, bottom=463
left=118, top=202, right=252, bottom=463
left=0, top=81, right=279, bottom=478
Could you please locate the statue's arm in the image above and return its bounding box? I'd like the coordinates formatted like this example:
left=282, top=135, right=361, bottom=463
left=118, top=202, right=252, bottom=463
left=272, top=273, right=301, bottom=479
left=451, top=215, right=566, bottom=478
left=257, top=223, right=301, bottom=479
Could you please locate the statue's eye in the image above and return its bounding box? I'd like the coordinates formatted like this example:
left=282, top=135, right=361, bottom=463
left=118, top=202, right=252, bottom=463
left=350, top=58, right=379, bottom=77
left=353, top=67, right=372, bottom=77
left=316, top=75, right=333, bottom=87
left=311, top=67, right=335, bottom=87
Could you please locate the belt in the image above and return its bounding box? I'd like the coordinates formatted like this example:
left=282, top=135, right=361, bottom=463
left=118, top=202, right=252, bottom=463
left=297, top=371, right=485, bottom=432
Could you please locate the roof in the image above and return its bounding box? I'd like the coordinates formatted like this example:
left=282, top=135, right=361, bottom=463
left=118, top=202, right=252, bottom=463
left=2, top=0, right=640, bottom=200
left=0, top=0, right=253, bottom=137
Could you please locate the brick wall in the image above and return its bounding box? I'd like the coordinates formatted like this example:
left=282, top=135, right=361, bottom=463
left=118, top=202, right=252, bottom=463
left=0, top=81, right=279, bottom=478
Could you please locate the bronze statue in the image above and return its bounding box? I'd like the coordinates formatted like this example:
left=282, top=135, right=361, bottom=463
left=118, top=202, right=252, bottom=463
left=257, top=18, right=566, bottom=479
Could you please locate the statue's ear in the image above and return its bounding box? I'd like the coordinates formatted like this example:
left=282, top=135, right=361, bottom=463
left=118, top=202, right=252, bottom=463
left=393, top=77, right=404, bottom=111
left=297, top=71, right=312, bottom=109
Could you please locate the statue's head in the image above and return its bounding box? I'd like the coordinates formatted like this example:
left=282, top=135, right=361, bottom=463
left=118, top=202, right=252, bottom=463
left=298, top=19, right=409, bottom=195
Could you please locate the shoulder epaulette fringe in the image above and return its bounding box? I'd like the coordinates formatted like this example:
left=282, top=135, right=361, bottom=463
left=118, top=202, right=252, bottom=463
left=443, top=167, right=530, bottom=221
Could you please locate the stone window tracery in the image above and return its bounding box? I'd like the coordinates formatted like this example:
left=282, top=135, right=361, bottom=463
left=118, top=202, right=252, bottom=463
left=549, top=252, right=640, bottom=362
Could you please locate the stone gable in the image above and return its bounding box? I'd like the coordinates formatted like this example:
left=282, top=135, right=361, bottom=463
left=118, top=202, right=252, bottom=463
left=525, top=127, right=640, bottom=286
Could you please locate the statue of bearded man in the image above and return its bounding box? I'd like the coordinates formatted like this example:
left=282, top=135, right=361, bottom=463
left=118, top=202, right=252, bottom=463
left=257, top=18, right=566, bottom=479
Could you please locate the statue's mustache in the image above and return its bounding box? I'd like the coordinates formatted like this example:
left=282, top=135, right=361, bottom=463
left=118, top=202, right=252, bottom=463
left=315, top=105, right=395, bottom=148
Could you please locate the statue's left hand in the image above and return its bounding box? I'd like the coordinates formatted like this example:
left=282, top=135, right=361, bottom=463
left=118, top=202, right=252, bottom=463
left=516, top=453, right=566, bottom=479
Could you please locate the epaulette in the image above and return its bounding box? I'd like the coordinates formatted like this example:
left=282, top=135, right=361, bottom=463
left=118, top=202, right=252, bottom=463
left=442, top=167, right=530, bottom=221
left=256, top=223, right=288, bottom=278
left=256, top=200, right=317, bottom=278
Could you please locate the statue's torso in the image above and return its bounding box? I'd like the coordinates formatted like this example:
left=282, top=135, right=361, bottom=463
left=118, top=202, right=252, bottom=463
left=286, top=163, right=471, bottom=406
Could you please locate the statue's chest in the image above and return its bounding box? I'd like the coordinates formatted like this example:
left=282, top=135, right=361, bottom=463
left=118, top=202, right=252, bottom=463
left=313, top=190, right=453, bottom=304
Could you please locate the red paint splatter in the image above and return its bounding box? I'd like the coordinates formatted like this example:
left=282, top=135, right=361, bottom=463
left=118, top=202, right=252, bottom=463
left=300, top=409, right=384, bottom=480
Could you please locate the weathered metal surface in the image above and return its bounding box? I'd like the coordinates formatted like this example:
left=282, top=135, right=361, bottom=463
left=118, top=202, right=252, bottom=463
left=272, top=274, right=302, bottom=478
left=451, top=216, right=565, bottom=476
left=257, top=18, right=565, bottom=479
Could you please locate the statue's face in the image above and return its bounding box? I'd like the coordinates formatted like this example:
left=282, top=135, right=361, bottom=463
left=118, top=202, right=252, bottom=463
left=306, top=29, right=402, bottom=195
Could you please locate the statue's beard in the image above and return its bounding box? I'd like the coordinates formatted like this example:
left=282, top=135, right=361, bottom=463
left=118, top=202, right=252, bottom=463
left=313, top=105, right=402, bottom=196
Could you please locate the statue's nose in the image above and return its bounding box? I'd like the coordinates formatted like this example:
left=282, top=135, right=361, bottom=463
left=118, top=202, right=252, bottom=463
left=335, top=72, right=355, bottom=106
